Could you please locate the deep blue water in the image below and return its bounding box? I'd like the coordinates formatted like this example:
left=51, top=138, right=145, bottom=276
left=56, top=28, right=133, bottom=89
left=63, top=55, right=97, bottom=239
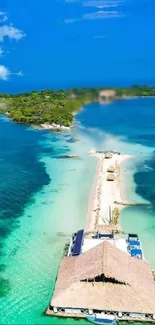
left=0, top=120, right=48, bottom=239
left=0, top=115, right=71, bottom=298
left=0, top=98, right=155, bottom=324
left=78, top=98, right=155, bottom=144
left=134, top=155, right=155, bottom=209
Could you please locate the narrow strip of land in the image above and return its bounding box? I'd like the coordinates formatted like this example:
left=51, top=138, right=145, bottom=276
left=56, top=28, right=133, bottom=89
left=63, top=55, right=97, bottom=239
left=47, top=150, right=155, bottom=323
left=85, top=151, right=132, bottom=233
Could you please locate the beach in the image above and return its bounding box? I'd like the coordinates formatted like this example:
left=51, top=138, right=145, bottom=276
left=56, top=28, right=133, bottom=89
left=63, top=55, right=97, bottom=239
left=1, top=97, right=155, bottom=325
left=85, top=151, right=132, bottom=232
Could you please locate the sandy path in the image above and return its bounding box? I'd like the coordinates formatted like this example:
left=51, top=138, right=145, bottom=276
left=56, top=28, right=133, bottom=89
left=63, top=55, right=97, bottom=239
left=85, top=152, right=131, bottom=231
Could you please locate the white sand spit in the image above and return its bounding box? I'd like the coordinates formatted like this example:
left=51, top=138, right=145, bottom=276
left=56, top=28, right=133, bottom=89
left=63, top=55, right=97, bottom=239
left=86, top=152, right=132, bottom=231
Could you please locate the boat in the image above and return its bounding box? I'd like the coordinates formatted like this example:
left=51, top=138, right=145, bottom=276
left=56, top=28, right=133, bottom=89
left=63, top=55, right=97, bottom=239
left=87, top=313, right=118, bottom=324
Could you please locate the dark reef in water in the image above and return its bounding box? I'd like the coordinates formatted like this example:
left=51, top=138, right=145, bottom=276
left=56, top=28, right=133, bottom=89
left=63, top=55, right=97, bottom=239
left=134, top=154, right=155, bottom=209
left=0, top=117, right=69, bottom=296
left=66, top=137, right=79, bottom=143
left=54, top=154, right=80, bottom=159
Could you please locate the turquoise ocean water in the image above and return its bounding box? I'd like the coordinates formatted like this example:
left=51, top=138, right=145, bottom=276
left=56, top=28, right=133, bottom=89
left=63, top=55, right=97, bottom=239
left=0, top=97, right=155, bottom=324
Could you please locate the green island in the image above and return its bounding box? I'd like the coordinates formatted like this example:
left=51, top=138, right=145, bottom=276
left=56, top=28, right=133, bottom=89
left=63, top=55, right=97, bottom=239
left=0, top=85, right=155, bottom=128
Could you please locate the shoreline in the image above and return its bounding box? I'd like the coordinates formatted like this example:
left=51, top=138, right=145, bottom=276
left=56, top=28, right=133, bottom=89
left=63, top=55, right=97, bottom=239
left=85, top=155, right=103, bottom=231
left=39, top=122, right=70, bottom=131
left=1, top=94, right=155, bottom=131
left=119, top=155, right=136, bottom=202
left=119, top=156, right=135, bottom=202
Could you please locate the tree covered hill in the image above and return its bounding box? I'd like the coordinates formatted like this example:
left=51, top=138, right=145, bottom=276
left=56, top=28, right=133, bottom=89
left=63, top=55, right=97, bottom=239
left=0, top=85, right=155, bottom=127
left=0, top=89, right=92, bottom=126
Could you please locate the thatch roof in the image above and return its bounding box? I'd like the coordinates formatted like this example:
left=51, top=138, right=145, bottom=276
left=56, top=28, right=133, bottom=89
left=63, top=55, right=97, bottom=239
left=107, top=174, right=115, bottom=181
left=105, top=152, right=113, bottom=159
left=51, top=241, right=155, bottom=314
left=99, top=90, right=116, bottom=98
left=107, top=166, right=115, bottom=173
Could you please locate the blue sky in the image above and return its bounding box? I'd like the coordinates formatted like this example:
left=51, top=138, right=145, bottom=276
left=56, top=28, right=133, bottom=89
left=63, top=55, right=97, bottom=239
left=0, top=0, right=155, bottom=92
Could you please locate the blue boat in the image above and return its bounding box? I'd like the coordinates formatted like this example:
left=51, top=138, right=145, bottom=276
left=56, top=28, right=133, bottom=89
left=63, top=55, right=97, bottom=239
left=130, top=248, right=142, bottom=259
left=128, top=239, right=140, bottom=247
left=87, top=314, right=118, bottom=325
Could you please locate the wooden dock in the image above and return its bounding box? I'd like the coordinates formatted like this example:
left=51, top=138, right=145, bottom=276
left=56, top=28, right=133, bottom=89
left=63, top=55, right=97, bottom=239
left=46, top=308, right=155, bottom=323
left=114, top=200, right=151, bottom=207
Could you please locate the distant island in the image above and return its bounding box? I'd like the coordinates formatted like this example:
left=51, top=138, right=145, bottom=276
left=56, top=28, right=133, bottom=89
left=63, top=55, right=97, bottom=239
left=0, top=85, right=155, bottom=129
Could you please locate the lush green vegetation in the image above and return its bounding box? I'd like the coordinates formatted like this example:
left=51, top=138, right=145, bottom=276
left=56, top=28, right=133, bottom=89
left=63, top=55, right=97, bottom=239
left=66, top=85, right=155, bottom=98
left=0, top=85, right=154, bottom=127
left=0, top=90, right=91, bottom=126
left=115, top=85, right=155, bottom=97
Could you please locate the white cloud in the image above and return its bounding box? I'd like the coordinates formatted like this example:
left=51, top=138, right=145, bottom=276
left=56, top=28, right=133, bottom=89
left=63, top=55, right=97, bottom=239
left=0, top=65, right=10, bottom=80
left=83, top=0, right=123, bottom=8
left=15, top=71, right=25, bottom=77
left=0, top=24, right=26, bottom=42
left=65, top=9, right=123, bottom=22
left=64, top=18, right=80, bottom=23
left=0, top=9, right=25, bottom=81
left=83, top=9, right=123, bottom=19
left=64, top=0, right=124, bottom=23
left=64, top=0, right=123, bottom=6
left=0, top=10, right=8, bottom=23
left=0, top=15, right=8, bottom=23
left=0, top=10, right=6, bottom=15
left=0, top=65, right=25, bottom=80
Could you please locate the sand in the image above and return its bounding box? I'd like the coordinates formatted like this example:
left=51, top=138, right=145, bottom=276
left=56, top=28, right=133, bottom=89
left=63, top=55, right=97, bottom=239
left=85, top=152, right=131, bottom=231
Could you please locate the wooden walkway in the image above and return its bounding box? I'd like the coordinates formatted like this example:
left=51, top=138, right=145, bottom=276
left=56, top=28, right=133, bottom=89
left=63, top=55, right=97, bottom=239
left=46, top=309, right=155, bottom=323
left=114, top=200, right=151, bottom=207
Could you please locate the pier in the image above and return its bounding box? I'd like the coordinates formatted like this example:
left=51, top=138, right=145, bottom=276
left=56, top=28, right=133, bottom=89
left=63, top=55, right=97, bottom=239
left=114, top=200, right=151, bottom=207
left=46, top=151, right=155, bottom=323
left=47, top=233, right=155, bottom=323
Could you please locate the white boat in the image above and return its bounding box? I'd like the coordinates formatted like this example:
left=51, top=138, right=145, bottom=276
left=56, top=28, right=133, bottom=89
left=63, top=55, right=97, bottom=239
left=87, top=313, right=118, bottom=324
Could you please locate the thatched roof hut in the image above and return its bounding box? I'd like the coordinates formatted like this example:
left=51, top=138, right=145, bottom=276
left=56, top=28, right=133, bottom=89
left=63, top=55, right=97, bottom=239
left=105, top=152, right=113, bottom=159
left=50, top=241, right=155, bottom=314
left=99, top=89, right=116, bottom=99
left=107, top=173, right=115, bottom=181
left=107, top=166, right=115, bottom=173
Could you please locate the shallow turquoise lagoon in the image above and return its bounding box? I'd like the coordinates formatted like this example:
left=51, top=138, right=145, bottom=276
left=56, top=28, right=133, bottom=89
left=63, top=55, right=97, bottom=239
left=0, top=97, right=155, bottom=324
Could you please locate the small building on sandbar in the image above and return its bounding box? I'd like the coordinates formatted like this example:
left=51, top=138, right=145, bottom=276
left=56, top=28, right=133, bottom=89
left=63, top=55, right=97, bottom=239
left=105, top=152, right=113, bottom=159
left=47, top=233, right=155, bottom=323
left=107, top=173, right=115, bottom=181
left=107, top=166, right=115, bottom=173
left=99, top=89, right=116, bottom=101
